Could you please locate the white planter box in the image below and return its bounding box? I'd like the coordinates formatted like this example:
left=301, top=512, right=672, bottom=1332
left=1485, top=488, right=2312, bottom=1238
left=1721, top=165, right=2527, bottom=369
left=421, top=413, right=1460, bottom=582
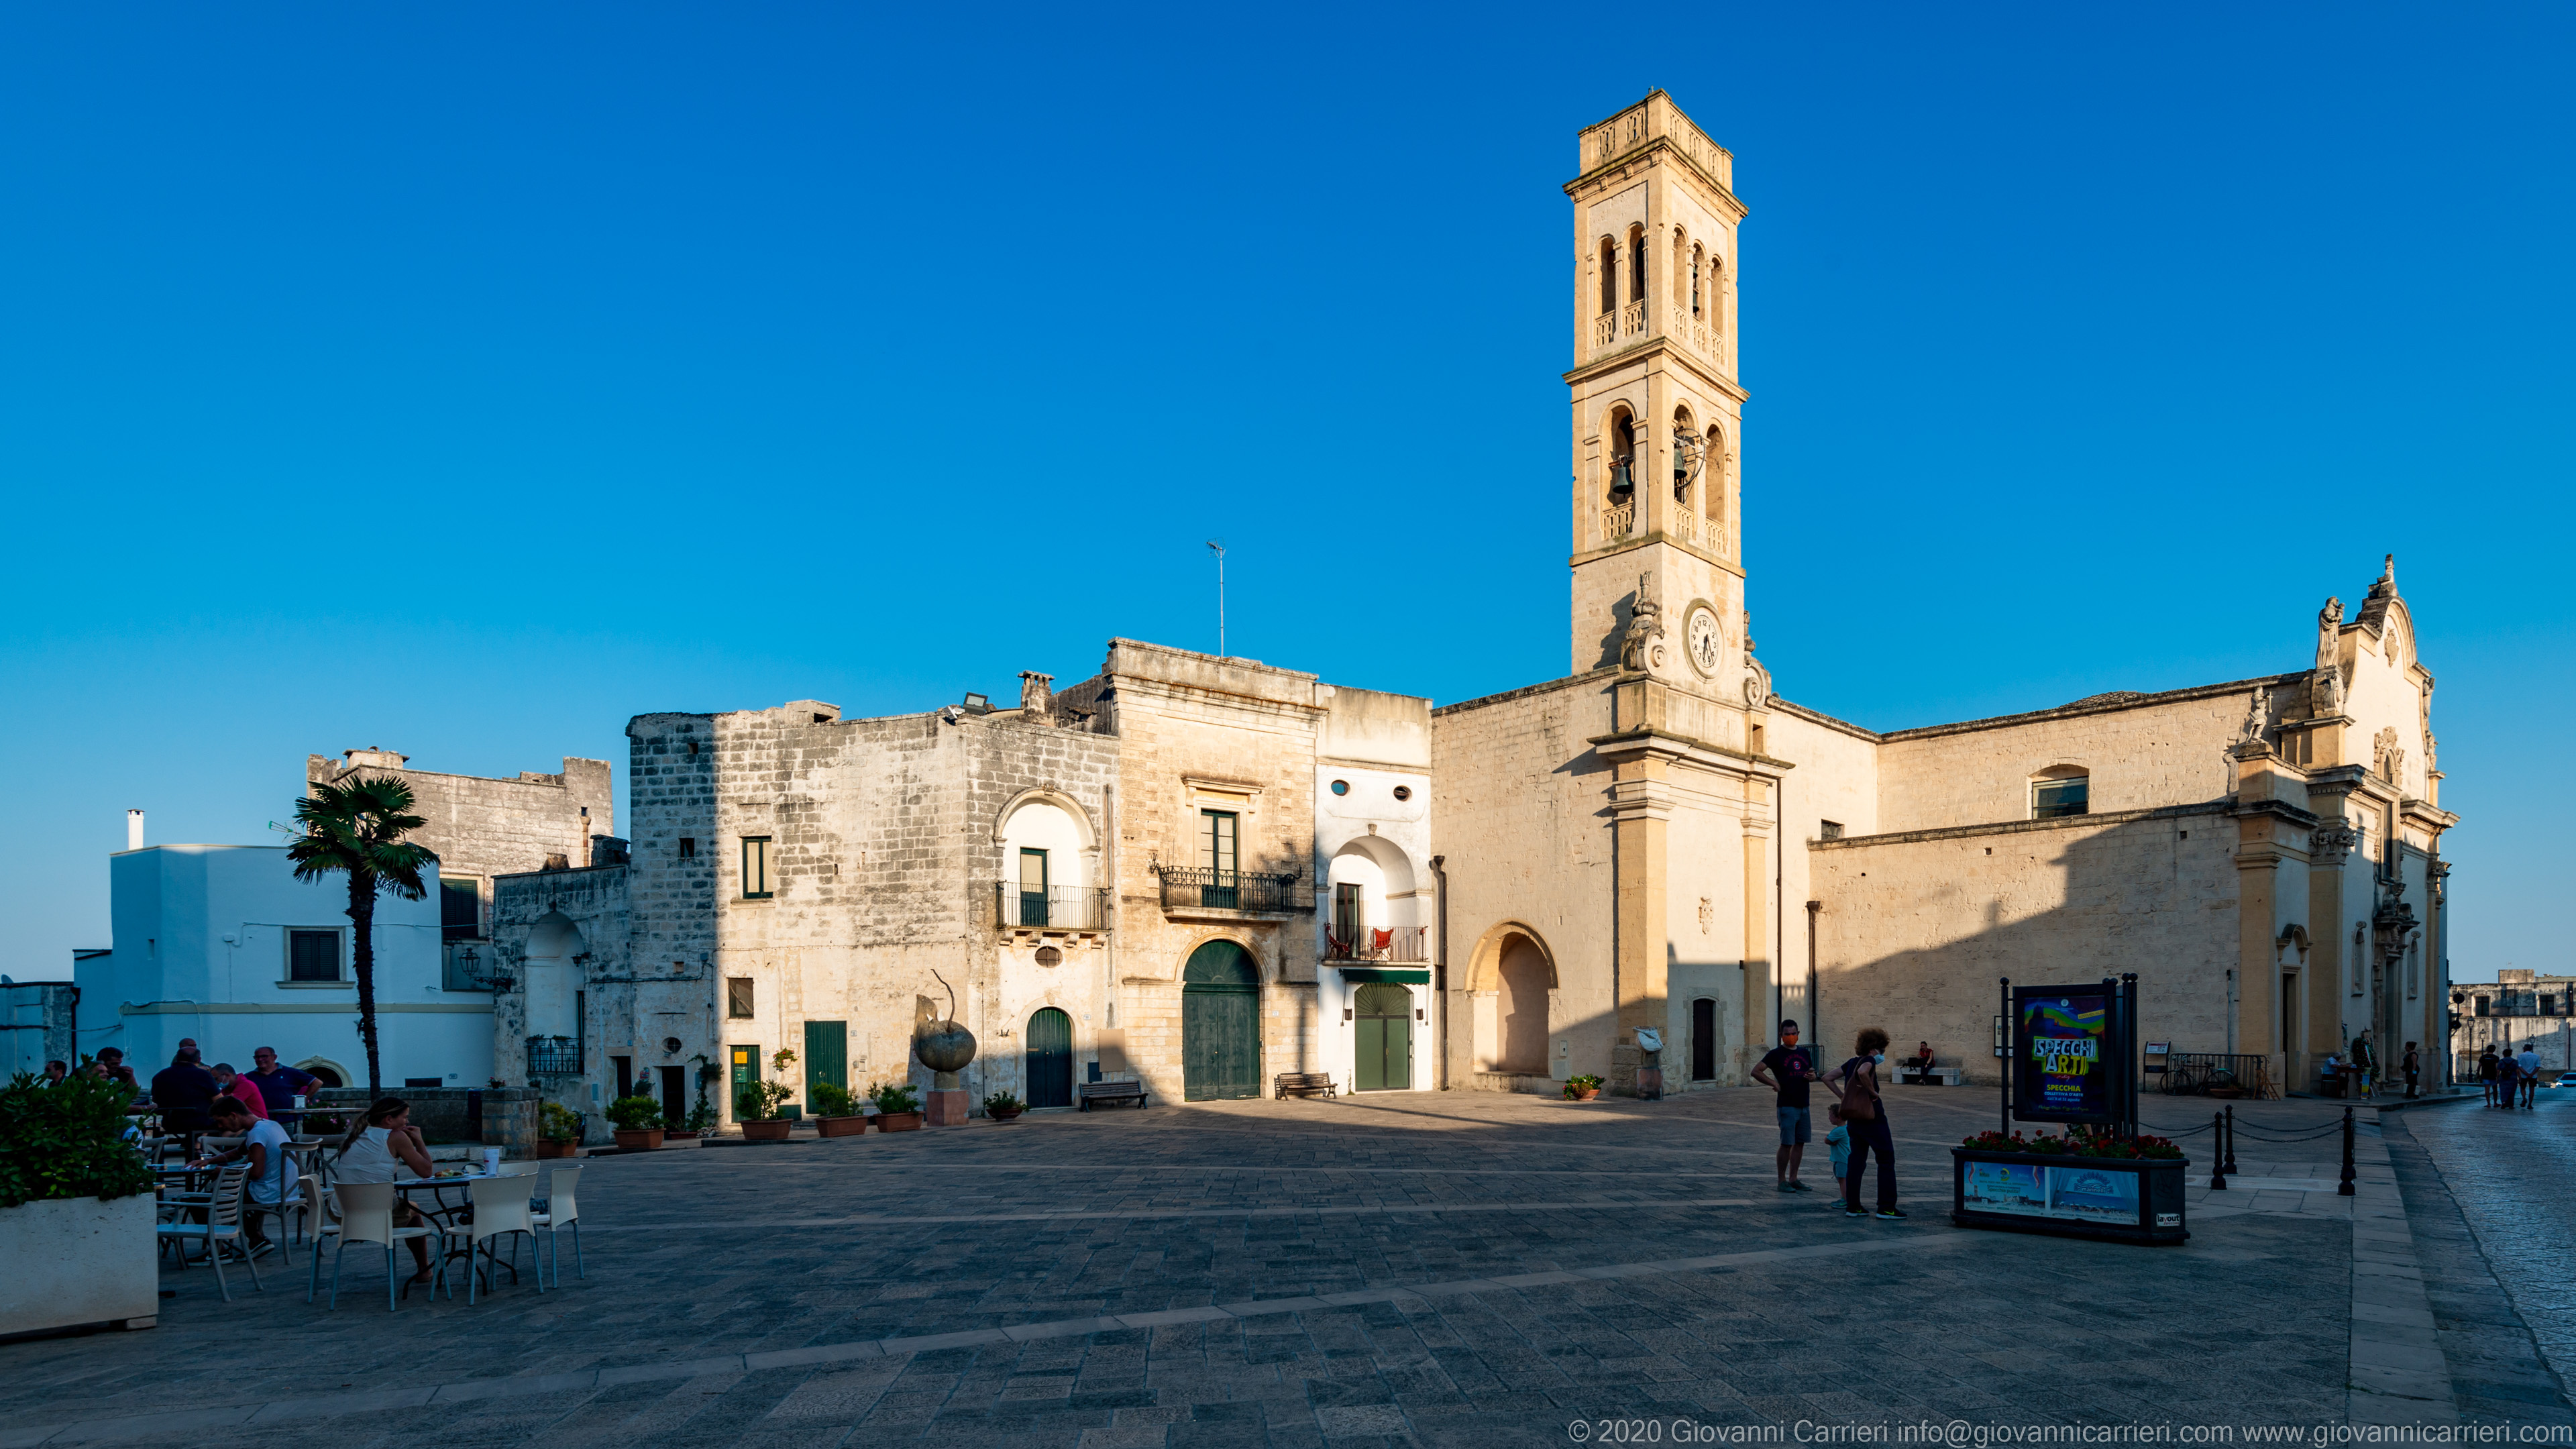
left=0, top=1194, right=158, bottom=1336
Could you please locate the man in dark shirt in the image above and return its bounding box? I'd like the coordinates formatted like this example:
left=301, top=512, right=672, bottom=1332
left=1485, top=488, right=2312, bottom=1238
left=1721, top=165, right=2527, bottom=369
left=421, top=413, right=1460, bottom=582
left=1750, top=1019, right=1817, bottom=1193
left=150, top=1049, right=222, bottom=1134
left=244, top=1046, right=319, bottom=1115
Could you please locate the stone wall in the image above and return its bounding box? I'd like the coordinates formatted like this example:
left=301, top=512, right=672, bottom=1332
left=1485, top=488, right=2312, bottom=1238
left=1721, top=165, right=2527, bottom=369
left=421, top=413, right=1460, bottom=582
left=307, top=747, right=615, bottom=937
left=1873, top=684, right=2277, bottom=833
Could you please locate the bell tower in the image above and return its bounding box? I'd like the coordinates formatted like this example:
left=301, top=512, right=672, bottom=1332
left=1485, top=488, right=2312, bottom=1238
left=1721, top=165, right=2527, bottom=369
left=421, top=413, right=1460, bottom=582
left=1564, top=92, right=1748, bottom=693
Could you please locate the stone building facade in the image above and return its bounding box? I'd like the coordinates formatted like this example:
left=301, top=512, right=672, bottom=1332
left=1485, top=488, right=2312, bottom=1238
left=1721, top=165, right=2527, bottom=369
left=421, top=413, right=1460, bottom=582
left=2449, top=969, right=2575, bottom=1080
left=466, top=90, right=2459, bottom=1124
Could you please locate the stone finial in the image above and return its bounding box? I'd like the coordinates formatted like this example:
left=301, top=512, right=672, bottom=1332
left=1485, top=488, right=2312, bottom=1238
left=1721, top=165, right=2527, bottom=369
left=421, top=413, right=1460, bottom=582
left=2238, top=685, right=2269, bottom=745
left=1618, top=572, right=1665, bottom=672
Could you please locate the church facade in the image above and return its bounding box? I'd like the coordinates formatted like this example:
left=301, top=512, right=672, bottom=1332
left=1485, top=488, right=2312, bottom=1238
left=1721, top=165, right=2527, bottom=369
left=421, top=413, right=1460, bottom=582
left=457, top=91, right=2456, bottom=1134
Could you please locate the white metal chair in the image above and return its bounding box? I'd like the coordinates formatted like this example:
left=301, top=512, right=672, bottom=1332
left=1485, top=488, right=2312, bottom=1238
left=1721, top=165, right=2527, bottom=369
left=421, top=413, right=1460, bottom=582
left=316, top=1181, right=443, bottom=1311
left=441, top=1175, right=543, bottom=1305
left=155, top=1164, right=264, bottom=1303
left=530, top=1164, right=583, bottom=1287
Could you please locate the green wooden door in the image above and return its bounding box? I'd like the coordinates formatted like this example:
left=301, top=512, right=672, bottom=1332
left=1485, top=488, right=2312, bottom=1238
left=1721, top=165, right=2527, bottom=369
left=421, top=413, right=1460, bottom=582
left=1354, top=983, right=1412, bottom=1092
left=1182, top=940, right=1259, bottom=1100
left=803, top=1020, right=847, bottom=1112
left=729, top=1044, right=758, bottom=1120
left=1026, top=1008, right=1074, bottom=1108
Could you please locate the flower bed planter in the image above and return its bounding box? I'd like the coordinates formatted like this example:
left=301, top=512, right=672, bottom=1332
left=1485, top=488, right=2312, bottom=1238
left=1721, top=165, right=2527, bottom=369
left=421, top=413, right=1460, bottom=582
left=663, top=1130, right=700, bottom=1144
left=814, top=1115, right=870, bottom=1138
left=535, top=1139, right=580, bottom=1159
left=0, top=1195, right=158, bottom=1336
left=611, top=1128, right=665, bottom=1152
left=1951, top=1148, right=2190, bottom=1244
left=740, top=1119, right=794, bottom=1142
left=1567, top=1089, right=1601, bottom=1102
left=875, top=1111, right=924, bottom=1133
left=986, top=1106, right=1023, bottom=1122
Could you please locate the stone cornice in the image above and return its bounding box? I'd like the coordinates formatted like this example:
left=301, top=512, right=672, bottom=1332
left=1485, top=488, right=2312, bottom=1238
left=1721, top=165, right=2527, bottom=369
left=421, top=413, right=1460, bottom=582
left=1877, top=672, right=2312, bottom=744
left=1562, top=341, right=1748, bottom=403
left=1812, top=800, right=2232, bottom=851
left=2232, top=796, right=2324, bottom=832
left=1432, top=667, right=1618, bottom=720
left=1568, top=531, right=1746, bottom=576
left=1587, top=726, right=1794, bottom=775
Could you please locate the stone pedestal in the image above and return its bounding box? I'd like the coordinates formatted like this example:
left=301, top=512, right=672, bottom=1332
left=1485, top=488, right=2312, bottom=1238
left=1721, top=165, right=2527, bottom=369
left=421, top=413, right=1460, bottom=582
left=926, top=1088, right=969, bottom=1126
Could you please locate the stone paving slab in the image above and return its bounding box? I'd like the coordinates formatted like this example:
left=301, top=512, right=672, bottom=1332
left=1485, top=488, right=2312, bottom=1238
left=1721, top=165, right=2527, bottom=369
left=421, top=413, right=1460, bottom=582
left=0, top=1087, right=2476, bottom=1446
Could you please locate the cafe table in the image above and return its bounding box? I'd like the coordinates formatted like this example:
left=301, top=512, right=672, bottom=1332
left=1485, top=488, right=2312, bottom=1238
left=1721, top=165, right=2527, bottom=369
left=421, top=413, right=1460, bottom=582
left=394, top=1173, right=534, bottom=1293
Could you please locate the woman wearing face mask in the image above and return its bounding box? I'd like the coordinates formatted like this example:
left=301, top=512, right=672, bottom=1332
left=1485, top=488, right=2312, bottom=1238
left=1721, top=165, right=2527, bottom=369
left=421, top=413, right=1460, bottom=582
left=1825, top=1028, right=1904, bottom=1220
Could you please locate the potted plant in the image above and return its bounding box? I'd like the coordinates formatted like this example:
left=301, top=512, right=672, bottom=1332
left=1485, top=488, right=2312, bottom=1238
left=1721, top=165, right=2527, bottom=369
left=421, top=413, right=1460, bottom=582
left=736, top=1079, right=796, bottom=1140
left=1952, top=1125, right=2190, bottom=1244
left=0, top=1069, right=158, bottom=1336
left=536, top=1103, right=584, bottom=1158
left=606, top=1093, right=665, bottom=1151
left=982, top=1091, right=1025, bottom=1122
left=810, top=1081, right=869, bottom=1137
left=871, top=1081, right=924, bottom=1132
left=1563, top=1074, right=1604, bottom=1102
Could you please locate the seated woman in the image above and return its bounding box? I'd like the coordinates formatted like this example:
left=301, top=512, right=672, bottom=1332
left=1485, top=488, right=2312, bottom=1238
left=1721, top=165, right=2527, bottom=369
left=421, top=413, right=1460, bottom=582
left=1906, top=1042, right=1937, bottom=1080
left=333, top=1097, right=439, bottom=1287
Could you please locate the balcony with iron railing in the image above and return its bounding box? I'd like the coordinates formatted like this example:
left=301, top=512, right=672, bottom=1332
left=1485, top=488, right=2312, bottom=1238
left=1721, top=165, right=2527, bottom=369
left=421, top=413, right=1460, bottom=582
left=1157, top=866, right=1303, bottom=916
left=1325, top=924, right=1429, bottom=964
left=992, top=883, right=1112, bottom=931
left=527, top=1035, right=582, bottom=1077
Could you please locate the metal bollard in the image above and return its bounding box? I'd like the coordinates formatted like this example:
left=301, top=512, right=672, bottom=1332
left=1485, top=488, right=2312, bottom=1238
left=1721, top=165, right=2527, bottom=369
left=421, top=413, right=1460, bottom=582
left=2222, top=1106, right=2240, bottom=1180
left=2208, top=1112, right=2228, bottom=1190
left=2338, top=1107, right=2357, bottom=1196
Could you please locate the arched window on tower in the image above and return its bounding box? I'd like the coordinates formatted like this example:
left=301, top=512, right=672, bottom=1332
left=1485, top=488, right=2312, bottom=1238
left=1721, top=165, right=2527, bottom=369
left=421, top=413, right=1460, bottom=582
left=1672, top=229, right=1689, bottom=317
left=1690, top=244, right=1705, bottom=317
left=1710, top=253, right=1728, bottom=337
left=1671, top=407, right=1696, bottom=504
left=1627, top=225, right=1646, bottom=309
left=1607, top=411, right=1636, bottom=504
left=1598, top=237, right=1616, bottom=318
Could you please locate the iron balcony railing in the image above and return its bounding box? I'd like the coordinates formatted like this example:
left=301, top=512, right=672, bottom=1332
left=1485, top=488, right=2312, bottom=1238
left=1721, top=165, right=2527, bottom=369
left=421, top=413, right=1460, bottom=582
left=1157, top=866, right=1302, bottom=914
left=527, top=1035, right=582, bottom=1077
left=1325, top=924, right=1429, bottom=963
left=991, top=883, right=1111, bottom=930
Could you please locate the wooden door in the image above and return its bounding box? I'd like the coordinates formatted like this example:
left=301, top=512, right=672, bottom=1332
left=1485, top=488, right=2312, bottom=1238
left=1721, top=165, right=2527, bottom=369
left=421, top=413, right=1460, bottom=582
left=729, top=1044, right=758, bottom=1119
left=803, top=1020, right=847, bottom=1112
left=1691, top=998, right=1717, bottom=1081
left=1182, top=940, right=1259, bottom=1100
left=1026, top=1008, right=1074, bottom=1108
left=1354, top=983, right=1412, bottom=1091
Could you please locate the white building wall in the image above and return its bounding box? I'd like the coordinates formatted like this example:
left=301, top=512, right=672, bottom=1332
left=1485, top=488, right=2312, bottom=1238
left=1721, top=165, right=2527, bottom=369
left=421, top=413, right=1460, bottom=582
left=74, top=845, right=492, bottom=1089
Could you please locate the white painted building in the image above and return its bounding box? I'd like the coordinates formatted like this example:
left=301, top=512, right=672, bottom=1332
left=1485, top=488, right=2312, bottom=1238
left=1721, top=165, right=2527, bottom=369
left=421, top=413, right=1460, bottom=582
left=74, top=844, right=493, bottom=1089
left=1313, top=686, right=1438, bottom=1095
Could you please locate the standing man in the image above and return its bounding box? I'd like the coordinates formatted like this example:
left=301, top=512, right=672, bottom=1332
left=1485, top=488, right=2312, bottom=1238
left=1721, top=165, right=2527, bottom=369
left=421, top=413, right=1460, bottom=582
left=1750, top=1019, right=1818, bottom=1193
left=150, top=1048, right=222, bottom=1138
left=2402, top=1042, right=2420, bottom=1101
left=2479, top=1046, right=2499, bottom=1106
left=2517, top=1042, right=2542, bottom=1110
left=2350, top=1031, right=2377, bottom=1100
left=243, top=1047, right=317, bottom=1117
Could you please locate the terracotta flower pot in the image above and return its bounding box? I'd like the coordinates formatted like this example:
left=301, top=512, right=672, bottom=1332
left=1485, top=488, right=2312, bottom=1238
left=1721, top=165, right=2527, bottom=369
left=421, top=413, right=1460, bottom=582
left=1569, top=1089, right=1601, bottom=1102
left=535, top=1139, right=580, bottom=1159
left=815, top=1115, right=870, bottom=1138
left=875, top=1111, right=924, bottom=1132
left=612, top=1128, right=665, bottom=1152
left=663, top=1130, right=700, bottom=1142
left=741, top=1118, right=794, bottom=1141
left=987, top=1106, right=1023, bottom=1122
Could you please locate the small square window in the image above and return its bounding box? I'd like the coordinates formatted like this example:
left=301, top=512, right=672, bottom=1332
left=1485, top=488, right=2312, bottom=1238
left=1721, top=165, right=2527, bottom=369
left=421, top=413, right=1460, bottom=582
left=678, top=837, right=697, bottom=859
left=2032, top=775, right=2090, bottom=820
left=741, top=837, right=772, bottom=898
left=1819, top=820, right=1844, bottom=841
left=727, top=977, right=756, bottom=1019
left=288, top=930, right=342, bottom=982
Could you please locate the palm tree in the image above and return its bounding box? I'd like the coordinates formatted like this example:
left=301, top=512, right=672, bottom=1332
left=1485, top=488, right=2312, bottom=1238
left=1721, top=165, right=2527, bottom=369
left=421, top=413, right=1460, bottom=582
left=288, top=775, right=431, bottom=1096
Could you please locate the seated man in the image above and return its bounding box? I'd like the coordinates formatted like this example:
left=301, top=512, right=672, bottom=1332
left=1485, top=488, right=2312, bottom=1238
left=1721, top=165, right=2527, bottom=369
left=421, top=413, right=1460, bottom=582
left=200, top=1095, right=293, bottom=1256
left=209, top=1063, right=270, bottom=1121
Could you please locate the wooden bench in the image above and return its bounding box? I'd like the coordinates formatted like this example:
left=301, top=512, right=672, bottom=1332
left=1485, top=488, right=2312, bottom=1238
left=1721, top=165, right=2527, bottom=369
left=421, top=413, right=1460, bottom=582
left=1274, top=1072, right=1338, bottom=1100
left=1077, top=1079, right=1147, bottom=1111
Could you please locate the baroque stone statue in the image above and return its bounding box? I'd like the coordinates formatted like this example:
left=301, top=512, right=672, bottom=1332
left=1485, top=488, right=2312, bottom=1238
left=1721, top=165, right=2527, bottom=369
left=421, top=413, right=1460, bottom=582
left=2311, top=597, right=2345, bottom=715
left=2238, top=685, right=2269, bottom=745
left=1619, top=572, right=1664, bottom=672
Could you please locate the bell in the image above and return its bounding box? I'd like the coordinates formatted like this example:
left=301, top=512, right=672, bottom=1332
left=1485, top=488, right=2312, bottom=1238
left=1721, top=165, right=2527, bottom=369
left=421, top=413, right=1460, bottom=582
left=1609, top=461, right=1633, bottom=493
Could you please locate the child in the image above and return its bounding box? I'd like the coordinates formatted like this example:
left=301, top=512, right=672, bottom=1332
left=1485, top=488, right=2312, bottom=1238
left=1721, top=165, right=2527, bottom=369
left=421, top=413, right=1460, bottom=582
left=1824, top=1104, right=1852, bottom=1203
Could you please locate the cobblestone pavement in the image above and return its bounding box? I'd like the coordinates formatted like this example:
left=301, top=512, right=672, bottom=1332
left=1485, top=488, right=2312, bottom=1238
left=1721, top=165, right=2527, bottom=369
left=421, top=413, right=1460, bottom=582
left=0, top=1086, right=2469, bottom=1448
left=2386, top=1086, right=2576, bottom=1419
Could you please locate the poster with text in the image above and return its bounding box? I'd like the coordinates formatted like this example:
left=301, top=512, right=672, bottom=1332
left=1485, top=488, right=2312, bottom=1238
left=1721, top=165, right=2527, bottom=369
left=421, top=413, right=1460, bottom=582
left=1960, top=1159, right=2049, bottom=1216
left=2044, top=1165, right=2140, bottom=1224
left=2013, top=989, right=2112, bottom=1122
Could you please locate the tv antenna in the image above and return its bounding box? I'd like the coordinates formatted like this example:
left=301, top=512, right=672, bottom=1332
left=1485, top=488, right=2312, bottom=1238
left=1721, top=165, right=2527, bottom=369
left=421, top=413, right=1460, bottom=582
left=1206, top=540, right=1227, bottom=658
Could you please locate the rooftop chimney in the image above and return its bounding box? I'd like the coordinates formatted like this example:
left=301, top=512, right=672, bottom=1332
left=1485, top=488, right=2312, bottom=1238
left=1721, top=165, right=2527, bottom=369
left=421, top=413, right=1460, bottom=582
left=126, top=810, right=145, bottom=851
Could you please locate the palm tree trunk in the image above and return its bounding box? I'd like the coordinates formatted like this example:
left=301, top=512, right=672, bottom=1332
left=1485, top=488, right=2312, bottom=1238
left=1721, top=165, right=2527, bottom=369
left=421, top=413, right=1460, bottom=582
left=347, top=869, right=383, bottom=1096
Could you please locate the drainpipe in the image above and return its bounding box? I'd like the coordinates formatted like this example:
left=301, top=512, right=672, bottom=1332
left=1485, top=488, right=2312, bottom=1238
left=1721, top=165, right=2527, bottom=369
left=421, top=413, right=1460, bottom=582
left=1430, top=854, right=1448, bottom=1091
left=1805, top=900, right=1822, bottom=1054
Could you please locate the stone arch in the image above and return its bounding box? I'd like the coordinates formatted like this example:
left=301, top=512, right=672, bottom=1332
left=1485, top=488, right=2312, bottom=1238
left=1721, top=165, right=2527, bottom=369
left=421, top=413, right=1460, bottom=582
left=298, top=1055, right=353, bottom=1091
left=523, top=911, right=586, bottom=1041
left=991, top=787, right=1099, bottom=851
left=1464, top=920, right=1557, bottom=994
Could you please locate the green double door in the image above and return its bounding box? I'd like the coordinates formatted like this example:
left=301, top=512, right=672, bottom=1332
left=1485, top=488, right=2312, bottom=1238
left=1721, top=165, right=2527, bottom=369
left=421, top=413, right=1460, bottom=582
left=1353, top=983, right=1413, bottom=1092
left=1183, top=940, right=1259, bottom=1100
left=803, top=1020, right=847, bottom=1113
left=1026, top=1008, right=1074, bottom=1108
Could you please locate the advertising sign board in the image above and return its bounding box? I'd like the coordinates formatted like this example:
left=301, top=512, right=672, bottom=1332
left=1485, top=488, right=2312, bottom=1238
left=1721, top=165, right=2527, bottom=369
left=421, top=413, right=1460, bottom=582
left=2012, top=987, right=2114, bottom=1124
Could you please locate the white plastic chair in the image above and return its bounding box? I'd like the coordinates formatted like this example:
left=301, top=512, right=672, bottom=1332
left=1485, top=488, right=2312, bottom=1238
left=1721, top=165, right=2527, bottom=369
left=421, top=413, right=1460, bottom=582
left=496, top=1161, right=543, bottom=1178
left=240, top=1140, right=307, bottom=1265
left=442, top=1174, right=542, bottom=1304
left=317, top=1181, right=443, bottom=1311
left=530, top=1164, right=583, bottom=1287
left=156, top=1165, right=264, bottom=1303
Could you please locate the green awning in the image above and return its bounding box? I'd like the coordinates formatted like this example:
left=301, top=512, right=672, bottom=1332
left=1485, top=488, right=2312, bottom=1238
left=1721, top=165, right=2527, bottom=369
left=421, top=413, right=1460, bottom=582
left=1336, top=967, right=1430, bottom=983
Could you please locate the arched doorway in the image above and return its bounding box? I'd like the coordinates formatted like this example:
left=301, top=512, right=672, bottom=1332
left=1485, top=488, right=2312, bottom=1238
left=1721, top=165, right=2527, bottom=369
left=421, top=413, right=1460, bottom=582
left=523, top=912, right=586, bottom=1042
left=1182, top=940, right=1259, bottom=1101
left=1498, top=936, right=1550, bottom=1074
left=1354, top=983, right=1413, bottom=1092
left=1026, top=1007, right=1074, bottom=1109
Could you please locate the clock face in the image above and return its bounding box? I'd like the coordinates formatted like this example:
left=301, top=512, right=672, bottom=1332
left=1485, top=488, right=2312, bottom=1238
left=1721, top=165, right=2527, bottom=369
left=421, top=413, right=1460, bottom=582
left=1686, top=607, right=1722, bottom=675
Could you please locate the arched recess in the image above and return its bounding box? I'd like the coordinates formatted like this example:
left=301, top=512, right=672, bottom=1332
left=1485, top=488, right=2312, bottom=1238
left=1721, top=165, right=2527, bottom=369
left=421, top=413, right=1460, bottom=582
left=1181, top=938, right=1260, bottom=1100
left=994, top=788, right=1099, bottom=926
left=523, top=912, right=586, bottom=1042
left=1325, top=835, right=1419, bottom=953
left=1626, top=223, right=1646, bottom=304
left=1606, top=409, right=1638, bottom=504
left=299, top=1056, right=352, bottom=1090
left=1597, top=236, right=1617, bottom=317
left=1672, top=405, right=1697, bottom=504
left=1464, top=921, right=1556, bottom=1078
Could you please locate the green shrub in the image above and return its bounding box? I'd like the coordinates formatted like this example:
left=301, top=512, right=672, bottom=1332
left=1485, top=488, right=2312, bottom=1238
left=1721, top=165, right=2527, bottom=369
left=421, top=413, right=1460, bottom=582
left=605, top=1094, right=665, bottom=1131
left=870, top=1080, right=922, bottom=1115
left=0, top=1070, right=154, bottom=1209
left=1563, top=1074, right=1605, bottom=1099
left=981, top=1091, right=1024, bottom=1115
left=810, top=1080, right=857, bottom=1117
left=736, top=1078, right=795, bottom=1122
left=539, top=1102, right=584, bottom=1143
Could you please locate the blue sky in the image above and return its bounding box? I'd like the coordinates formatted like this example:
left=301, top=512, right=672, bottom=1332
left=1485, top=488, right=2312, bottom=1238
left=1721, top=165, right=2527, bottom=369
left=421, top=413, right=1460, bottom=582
left=3, top=5, right=2568, bottom=982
